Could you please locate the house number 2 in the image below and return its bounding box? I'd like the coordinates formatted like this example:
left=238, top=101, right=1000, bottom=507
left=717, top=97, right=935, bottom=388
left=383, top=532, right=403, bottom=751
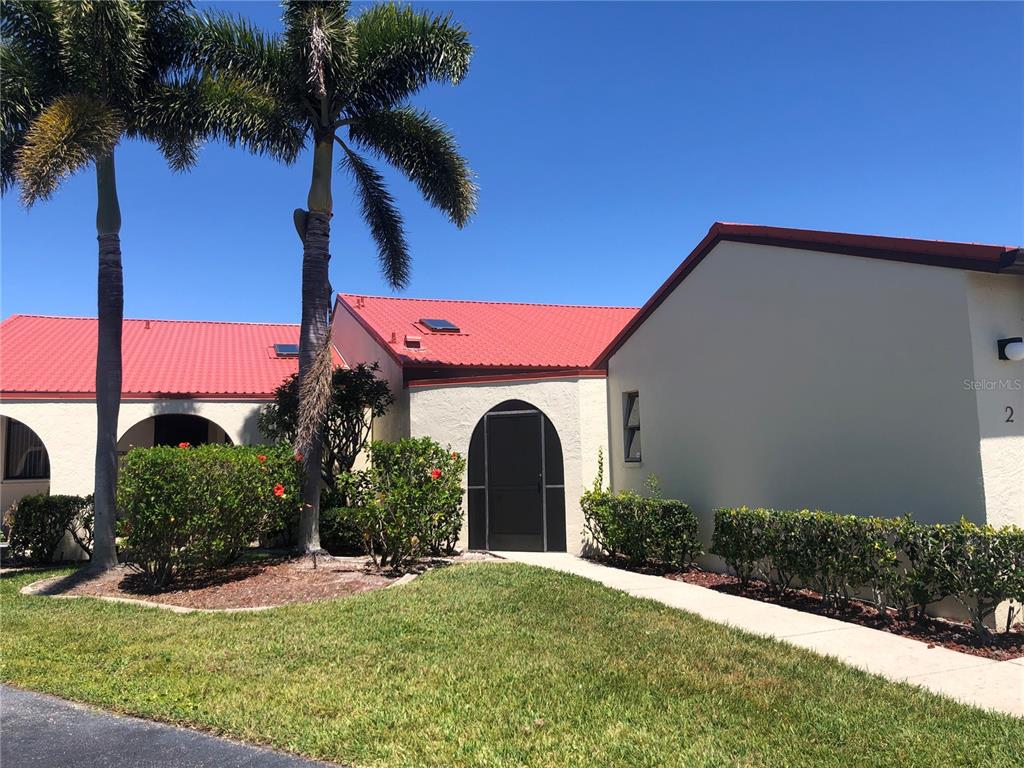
left=1007, top=406, right=1015, bottom=424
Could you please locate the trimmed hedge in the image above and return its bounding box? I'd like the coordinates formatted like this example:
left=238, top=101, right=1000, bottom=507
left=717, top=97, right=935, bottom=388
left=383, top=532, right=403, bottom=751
left=712, top=507, right=1024, bottom=637
left=118, top=443, right=302, bottom=588
left=582, top=456, right=701, bottom=571
left=343, top=437, right=466, bottom=570
left=5, top=494, right=93, bottom=564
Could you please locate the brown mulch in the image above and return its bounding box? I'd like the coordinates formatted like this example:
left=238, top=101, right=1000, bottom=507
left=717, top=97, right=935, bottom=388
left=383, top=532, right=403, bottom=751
left=33, top=556, right=395, bottom=610
left=668, top=569, right=1024, bottom=661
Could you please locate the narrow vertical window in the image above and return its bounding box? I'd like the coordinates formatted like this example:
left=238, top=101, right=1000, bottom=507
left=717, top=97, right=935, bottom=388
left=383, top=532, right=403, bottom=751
left=623, top=392, right=641, bottom=462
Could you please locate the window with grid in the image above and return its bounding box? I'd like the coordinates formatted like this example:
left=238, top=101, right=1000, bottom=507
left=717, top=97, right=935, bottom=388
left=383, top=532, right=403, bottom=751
left=623, top=392, right=641, bottom=463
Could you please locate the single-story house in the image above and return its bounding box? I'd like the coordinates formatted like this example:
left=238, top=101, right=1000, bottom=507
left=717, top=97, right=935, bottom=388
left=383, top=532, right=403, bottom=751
left=2, top=223, right=1021, bottom=556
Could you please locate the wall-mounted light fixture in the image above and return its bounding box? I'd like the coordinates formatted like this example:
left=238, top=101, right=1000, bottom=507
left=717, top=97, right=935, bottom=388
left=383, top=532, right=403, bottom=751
left=997, top=337, right=1024, bottom=361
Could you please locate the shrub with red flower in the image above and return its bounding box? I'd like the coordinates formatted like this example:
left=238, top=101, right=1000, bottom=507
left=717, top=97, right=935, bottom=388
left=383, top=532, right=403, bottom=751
left=258, top=454, right=267, bottom=463
left=177, top=442, right=190, bottom=448
left=273, top=483, right=286, bottom=498
left=429, top=468, right=442, bottom=480
left=294, top=451, right=304, bottom=462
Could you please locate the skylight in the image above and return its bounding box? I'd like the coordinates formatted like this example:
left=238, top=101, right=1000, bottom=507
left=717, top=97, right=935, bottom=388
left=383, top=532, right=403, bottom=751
left=274, top=343, right=300, bottom=357
left=420, top=318, right=460, bottom=333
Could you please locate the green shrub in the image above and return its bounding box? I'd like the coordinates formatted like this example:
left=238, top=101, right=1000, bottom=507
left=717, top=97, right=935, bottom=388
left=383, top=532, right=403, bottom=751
left=929, top=520, right=1024, bottom=637
left=118, top=444, right=302, bottom=588
left=712, top=507, right=1024, bottom=637
left=319, top=506, right=365, bottom=556
left=344, top=437, right=466, bottom=570
left=5, top=494, right=93, bottom=564
left=582, top=454, right=701, bottom=571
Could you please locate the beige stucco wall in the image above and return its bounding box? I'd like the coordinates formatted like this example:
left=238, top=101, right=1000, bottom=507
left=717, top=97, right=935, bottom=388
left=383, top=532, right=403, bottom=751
left=408, top=376, right=609, bottom=554
left=0, top=398, right=267, bottom=500
left=965, top=271, right=1024, bottom=529
left=607, top=240, right=990, bottom=548
left=330, top=306, right=408, bottom=444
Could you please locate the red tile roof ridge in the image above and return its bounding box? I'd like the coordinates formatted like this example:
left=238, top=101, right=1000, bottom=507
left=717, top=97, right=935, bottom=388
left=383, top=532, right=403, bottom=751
left=2, top=314, right=299, bottom=328
left=338, top=293, right=638, bottom=312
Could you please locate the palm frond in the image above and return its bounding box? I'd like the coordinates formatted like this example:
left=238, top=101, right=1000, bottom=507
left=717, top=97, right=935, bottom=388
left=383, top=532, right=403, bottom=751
left=1, top=43, right=42, bottom=193
left=341, top=143, right=410, bottom=289
left=282, top=0, right=353, bottom=120
left=1, top=0, right=62, bottom=82
left=346, top=3, right=472, bottom=115
left=14, top=95, right=123, bottom=205
left=131, top=79, right=202, bottom=172
left=190, top=11, right=287, bottom=91
left=137, top=1, right=194, bottom=79
left=52, top=1, right=146, bottom=103
left=349, top=107, right=476, bottom=227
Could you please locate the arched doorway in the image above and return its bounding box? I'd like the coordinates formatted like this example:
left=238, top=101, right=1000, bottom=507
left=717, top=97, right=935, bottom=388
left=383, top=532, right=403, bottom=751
left=467, top=400, right=566, bottom=552
left=1, top=416, right=51, bottom=514
left=118, top=414, right=233, bottom=455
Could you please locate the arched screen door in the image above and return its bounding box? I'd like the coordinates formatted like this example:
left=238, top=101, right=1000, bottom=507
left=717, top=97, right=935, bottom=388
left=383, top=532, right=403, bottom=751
left=468, top=400, right=566, bottom=552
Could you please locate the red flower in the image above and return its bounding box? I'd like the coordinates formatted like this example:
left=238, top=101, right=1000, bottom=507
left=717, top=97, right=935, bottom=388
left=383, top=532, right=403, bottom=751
left=294, top=452, right=304, bottom=462
left=273, top=483, right=286, bottom=497
left=258, top=454, right=267, bottom=463
left=178, top=442, right=190, bottom=448
left=430, top=468, right=442, bottom=480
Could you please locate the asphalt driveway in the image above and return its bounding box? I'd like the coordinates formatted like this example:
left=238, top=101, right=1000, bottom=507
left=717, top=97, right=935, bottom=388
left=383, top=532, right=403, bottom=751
left=1, top=686, right=341, bottom=767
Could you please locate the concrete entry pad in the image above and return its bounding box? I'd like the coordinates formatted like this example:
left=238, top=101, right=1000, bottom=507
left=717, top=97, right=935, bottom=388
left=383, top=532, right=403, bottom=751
left=497, top=551, right=1024, bottom=718
left=1, top=686, right=342, bottom=768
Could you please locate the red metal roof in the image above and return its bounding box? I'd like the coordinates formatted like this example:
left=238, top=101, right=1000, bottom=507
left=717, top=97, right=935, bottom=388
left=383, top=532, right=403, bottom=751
left=595, top=222, right=1024, bottom=365
left=336, top=294, right=637, bottom=370
left=0, top=315, right=312, bottom=398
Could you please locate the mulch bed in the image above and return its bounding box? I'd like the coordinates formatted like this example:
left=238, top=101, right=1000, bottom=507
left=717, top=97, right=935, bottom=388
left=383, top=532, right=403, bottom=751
left=668, top=569, right=1024, bottom=661
left=32, top=556, right=395, bottom=610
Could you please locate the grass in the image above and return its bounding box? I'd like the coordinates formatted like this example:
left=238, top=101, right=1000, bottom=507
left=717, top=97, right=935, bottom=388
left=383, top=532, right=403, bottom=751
left=2, top=562, right=1021, bottom=768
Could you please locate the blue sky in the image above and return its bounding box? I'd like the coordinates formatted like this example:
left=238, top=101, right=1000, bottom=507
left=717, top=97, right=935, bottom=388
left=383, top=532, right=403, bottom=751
left=2, top=1, right=1021, bottom=323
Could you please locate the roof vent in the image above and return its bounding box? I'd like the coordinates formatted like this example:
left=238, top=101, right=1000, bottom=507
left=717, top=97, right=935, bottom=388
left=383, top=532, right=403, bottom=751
left=404, top=335, right=422, bottom=349
left=274, top=343, right=300, bottom=357
left=420, top=318, right=460, bottom=333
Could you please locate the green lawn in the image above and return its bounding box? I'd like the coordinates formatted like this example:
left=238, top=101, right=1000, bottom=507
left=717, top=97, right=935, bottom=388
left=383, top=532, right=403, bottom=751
left=2, top=563, right=1020, bottom=768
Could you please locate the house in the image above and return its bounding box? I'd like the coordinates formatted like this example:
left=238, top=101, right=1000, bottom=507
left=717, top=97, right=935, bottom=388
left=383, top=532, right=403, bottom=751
left=2, top=223, right=1021, bottom=558
left=0, top=316, right=341, bottom=515
left=597, top=223, right=1024, bottom=537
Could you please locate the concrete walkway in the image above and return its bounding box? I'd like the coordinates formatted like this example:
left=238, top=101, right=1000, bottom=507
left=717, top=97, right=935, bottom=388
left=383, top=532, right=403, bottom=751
left=497, top=552, right=1024, bottom=718
left=1, top=686, right=341, bottom=768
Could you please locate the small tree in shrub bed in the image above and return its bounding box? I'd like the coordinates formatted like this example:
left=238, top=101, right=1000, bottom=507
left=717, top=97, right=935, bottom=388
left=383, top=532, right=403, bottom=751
left=4, top=494, right=93, bottom=564
left=118, top=444, right=302, bottom=588
left=712, top=507, right=1024, bottom=638
left=344, top=437, right=466, bottom=570
left=581, top=452, right=701, bottom=571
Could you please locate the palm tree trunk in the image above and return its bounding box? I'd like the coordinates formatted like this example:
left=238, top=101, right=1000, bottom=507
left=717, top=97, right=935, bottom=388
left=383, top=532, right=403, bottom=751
left=90, top=151, right=122, bottom=571
left=296, top=133, right=334, bottom=554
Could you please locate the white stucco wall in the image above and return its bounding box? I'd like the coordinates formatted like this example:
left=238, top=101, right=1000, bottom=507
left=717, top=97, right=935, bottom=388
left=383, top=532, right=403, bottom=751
left=0, top=398, right=268, bottom=499
left=965, top=271, right=1024, bottom=529
left=607, top=240, right=989, bottom=546
left=408, top=376, right=609, bottom=554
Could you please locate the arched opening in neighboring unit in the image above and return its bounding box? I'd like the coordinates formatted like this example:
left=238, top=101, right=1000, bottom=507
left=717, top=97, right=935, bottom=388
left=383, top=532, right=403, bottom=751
left=1, top=416, right=51, bottom=514
left=117, top=414, right=233, bottom=455
left=467, top=399, right=566, bottom=552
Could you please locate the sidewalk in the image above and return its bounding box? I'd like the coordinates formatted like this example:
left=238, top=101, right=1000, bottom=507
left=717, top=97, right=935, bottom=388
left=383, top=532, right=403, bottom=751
left=496, top=551, right=1024, bottom=718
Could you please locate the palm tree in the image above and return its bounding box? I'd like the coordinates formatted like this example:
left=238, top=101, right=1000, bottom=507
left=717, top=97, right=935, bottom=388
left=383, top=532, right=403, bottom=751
left=193, top=1, right=477, bottom=553
left=0, top=0, right=294, bottom=570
